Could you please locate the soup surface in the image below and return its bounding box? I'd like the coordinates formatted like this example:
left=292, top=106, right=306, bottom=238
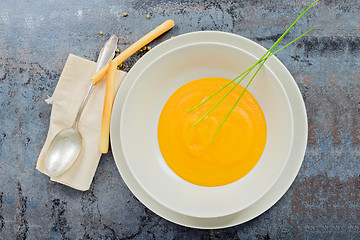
left=158, top=77, right=267, bottom=187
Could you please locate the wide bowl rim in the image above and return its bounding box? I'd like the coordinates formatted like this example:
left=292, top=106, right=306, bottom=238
left=119, top=40, right=294, bottom=218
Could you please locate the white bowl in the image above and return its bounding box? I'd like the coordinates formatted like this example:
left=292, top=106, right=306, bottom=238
left=120, top=42, right=294, bottom=218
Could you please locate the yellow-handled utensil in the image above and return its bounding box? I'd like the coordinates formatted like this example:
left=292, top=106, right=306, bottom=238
left=98, top=19, right=175, bottom=153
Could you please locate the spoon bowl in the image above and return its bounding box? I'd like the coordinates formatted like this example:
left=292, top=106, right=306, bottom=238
left=45, top=127, right=82, bottom=177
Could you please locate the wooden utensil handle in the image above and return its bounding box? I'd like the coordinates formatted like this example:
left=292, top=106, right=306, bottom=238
left=99, top=60, right=117, bottom=153
left=91, top=19, right=175, bottom=84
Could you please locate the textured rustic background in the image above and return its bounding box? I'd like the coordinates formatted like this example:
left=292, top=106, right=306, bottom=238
left=0, top=0, right=359, bottom=239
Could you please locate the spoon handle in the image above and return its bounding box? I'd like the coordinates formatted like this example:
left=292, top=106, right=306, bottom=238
left=73, top=35, right=119, bottom=127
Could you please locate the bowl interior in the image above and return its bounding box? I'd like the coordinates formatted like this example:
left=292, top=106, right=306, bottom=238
left=120, top=42, right=294, bottom=218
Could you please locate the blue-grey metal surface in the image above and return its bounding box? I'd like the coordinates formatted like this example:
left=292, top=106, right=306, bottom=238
left=0, top=0, right=359, bottom=239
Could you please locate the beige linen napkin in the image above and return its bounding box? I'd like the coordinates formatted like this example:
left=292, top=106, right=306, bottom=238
left=37, top=54, right=126, bottom=191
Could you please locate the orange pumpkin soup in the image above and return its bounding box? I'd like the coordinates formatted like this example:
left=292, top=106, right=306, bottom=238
left=158, top=77, right=267, bottom=187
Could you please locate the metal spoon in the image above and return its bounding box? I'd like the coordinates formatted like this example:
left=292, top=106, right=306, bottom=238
left=45, top=35, right=119, bottom=177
